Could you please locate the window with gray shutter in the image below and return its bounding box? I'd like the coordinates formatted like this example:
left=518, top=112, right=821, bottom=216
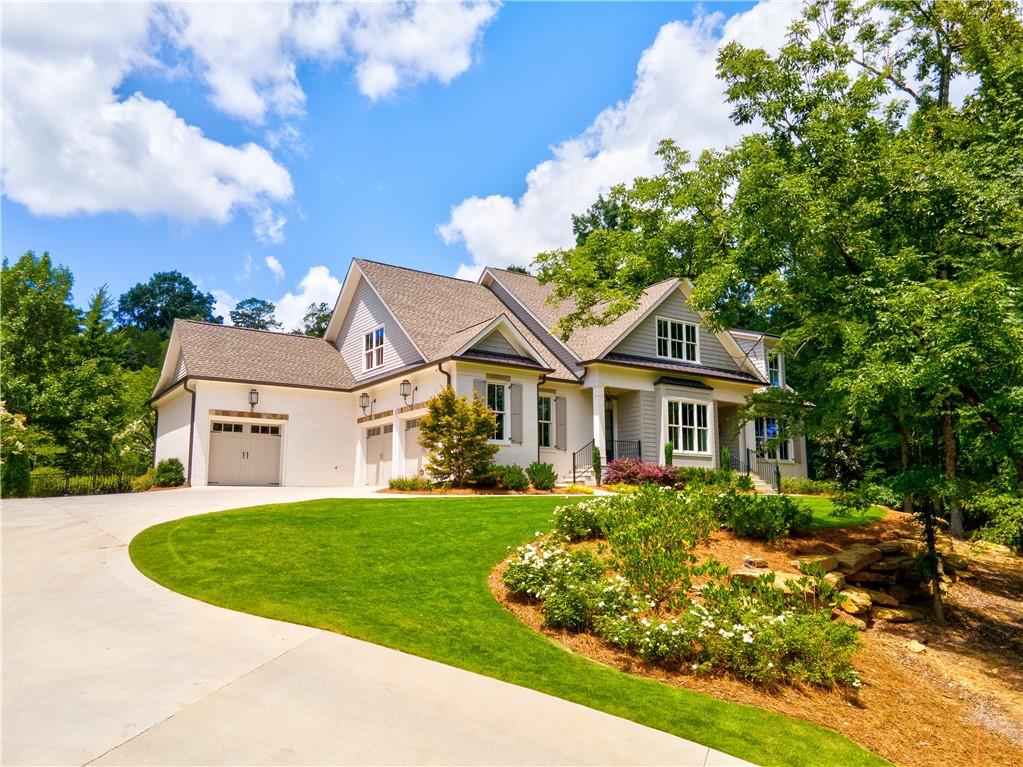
left=509, top=383, right=522, bottom=443
left=554, top=396, right=567, bottom=450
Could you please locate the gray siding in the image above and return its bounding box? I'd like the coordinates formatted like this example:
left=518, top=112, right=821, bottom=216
left=717, top=404, right=742, bottom=463
left=612, top=291, right=740, bottom=371
left=735, top=336, right=767, bottom=379
left=336, top=278, right=422, bottom=380
left=615, top=392, right=642, bottom=443
left=488, top=279, right=579, bottom=374
left=471, top=330, right=519, bottom=356
left=173, top=351, right=187, bottom=382
left=639, top=391, right=657, bottom=463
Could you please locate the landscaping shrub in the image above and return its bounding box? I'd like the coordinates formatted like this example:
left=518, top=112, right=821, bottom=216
left=153, top=458, right=185, bottom=487
left=831, top=489, right=872, bottom=517
left=526, top=461, right=558, bottom=491
left=861, top=482, right=900, bottom=508
left=502, top=542, right=605, bottom=601
left=968, top=492, right=1023, bottom=553
left=714, top=491, right=811, bottom=541
left=780, top=477, right=840, bottom=495
left=495, top=464, right=529, bottom=491
left=677, top=467, right=753, bottom=492
left=559, top=483, right=594, bottom=495
left=592, top=445, right=602, bottom=485
left=604, top=457, right=677, bottom=487
left=664, top=441, right=674, bottom=465
left=1, top=450, right=31, bottom=498
left=132, top=468, right=156, bottom=492
left=601, top=485, right=716, bottom=607
left=551, top=498, right=610, bottom=541
left=388, top=476, right=433, bottom=491
left=418, top=386, right=499, bottom=486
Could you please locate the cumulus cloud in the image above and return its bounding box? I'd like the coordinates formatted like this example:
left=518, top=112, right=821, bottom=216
left=2, top=2, right=292, bottom=235
left=265, top=255, right=286, bottom=282
left=275, top=265, right=342, bottom=331
left=211, top=289, right=238, bottom=323
left=440, top=1, right=799, bottom=279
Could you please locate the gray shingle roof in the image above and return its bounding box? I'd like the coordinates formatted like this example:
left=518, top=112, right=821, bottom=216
left=174, top=320, right=355, bottom=390
left=356, top=260, right=576, bottom=380
left=488, top=268, right=680, bottom=360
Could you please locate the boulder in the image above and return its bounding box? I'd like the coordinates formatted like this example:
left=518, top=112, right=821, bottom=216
left=971, top=540, right=1014, bottom=557
left=731, top=568, right=772, bottom=585
left=869, top=555, right=915, bottom=572
left=846, top=570, right=896, bottom=585
left=874, top=606, right=925, bottom=623
left=862, top=587, right=899, bottom=606
left=896, top=538, right=924, bottom=555
left=791, top=554, right=838, bottom=573
left=877, top=541, right=903, bottom=555
left=941, top=553, right=969, bottom=573
left=907, top=640, right=927, bottom=653
left=730, top=569, right=813, bottom=596
left=743, top=555, right=770, bottom=569
left=834, top=544, right=882, bottom=574
left=887, top=584, right=911, bottom=603
left=824, top=571, right=846, bottom=590
left=832, top=609, right=868, bottom=631
left=838, top=587, right=872, bottom=615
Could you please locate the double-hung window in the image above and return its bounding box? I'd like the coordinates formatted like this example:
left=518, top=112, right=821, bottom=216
left=755, top=417, right=791, bottom=460
left=537, top=395, right=553, bottom=449
left=667, top=399, right=709, bottom=454
left=487, top=382, right=507, bottom=441
left=364, top=326, right=384, bottom=371
left=656, top=318, right=698, bottom=362
left=768, top=354, right=782, bottom=387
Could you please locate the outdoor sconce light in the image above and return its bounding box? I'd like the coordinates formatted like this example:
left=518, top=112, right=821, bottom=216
left=248, top=388, right=259, bottom=411
left=359, top=393, right=371, bottom=414
left=399, top=379, right=414, bottom=404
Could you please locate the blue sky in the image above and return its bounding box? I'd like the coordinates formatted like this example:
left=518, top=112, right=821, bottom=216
left=3, top=1, right=790, bottom=329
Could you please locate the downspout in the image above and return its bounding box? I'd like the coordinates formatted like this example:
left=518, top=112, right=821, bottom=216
left=151, top=407, right=159, bottom=469
left=537, top=372, right=547, bottom=463
left=437, top=361, right=451, bottom=387
left=184, top=380, right=197, bottom=486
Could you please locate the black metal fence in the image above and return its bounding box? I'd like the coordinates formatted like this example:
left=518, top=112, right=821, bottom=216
left=27, top=469, right=133, bottom=498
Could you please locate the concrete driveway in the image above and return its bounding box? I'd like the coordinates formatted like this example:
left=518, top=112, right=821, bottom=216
left=2, top=487, right=751, bottom=766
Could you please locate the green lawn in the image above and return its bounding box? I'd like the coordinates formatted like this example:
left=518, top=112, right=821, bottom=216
left=130, top=497, right=887, bottom=767
left=796, top=495, right=887, bottom=530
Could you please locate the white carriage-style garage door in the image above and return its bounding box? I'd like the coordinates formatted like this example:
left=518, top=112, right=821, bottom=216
left=365, top=424, right=394, bottom=485
left=404, top=418, right=424, bottom=477
left=208, top=422, right=282, bottom=486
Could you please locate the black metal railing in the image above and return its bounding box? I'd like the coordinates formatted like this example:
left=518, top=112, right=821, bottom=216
left=572, top=440, right=595, bottom=484
left=26, top=469, right=133, bottom=498
left=606, top=440, right=642, bottom=462
left=746, top=449, right=781, bottom=492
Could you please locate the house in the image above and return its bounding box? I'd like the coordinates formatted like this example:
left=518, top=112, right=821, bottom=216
left=151, top=259, right=808, bottom=487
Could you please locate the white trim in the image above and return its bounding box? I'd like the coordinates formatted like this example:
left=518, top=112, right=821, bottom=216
left=362, top=324, right=386, bottom=373
left=486, top=380, right=510, bottom=443
left=537, top=392, right=553, bottom=449
left=480, top=270, right=582, bottom=363
left=453, top=313, right=550, bottom=368
left=665, top=396, right=713, bottom=456
left=654, top=314, right=700, bottom=364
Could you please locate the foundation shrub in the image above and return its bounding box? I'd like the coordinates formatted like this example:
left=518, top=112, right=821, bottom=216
left=526, top=461, right=558, bottom=491
left=388, top=476, right=433, bottom=491
left=604, top=458, right=677, bottom=487
left=495, top=464, right=530, bottom=491
left=153, top=458, right=185, bottom=487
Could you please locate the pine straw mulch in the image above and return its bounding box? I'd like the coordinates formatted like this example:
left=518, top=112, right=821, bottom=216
left=490, top=510, right=1023, bottom=767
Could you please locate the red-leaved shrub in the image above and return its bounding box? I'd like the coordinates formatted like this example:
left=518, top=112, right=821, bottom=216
left=605, top=458, right=678, bottom=486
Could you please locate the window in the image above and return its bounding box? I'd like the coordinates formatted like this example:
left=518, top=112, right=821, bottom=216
left=364, top=326, right=384, bottom=370
left=768, top=354, right=782, bottom=387
left=249, top=424, right=280, bottom=435
left=755, top=417, right=791, bottom=460
left=656, top=318, right=698, bottom=362
left=405, top=418, right=419, bottom=431
left=537, top=395, right=552, bottom=449
left=212, top=422, right=243, bottom=433
left=487, top=382, right=506, bottom=441
left=667, top=400, right=709, bottom=454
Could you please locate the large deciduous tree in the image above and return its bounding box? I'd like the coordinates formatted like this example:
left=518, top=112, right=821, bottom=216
left=298, top=301, right=332, bottom=336
left=229, top=297, right=282, bottom=330
left=115, top=271, right=221, bottom=335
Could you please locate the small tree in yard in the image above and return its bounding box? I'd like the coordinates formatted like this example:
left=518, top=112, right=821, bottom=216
left=418, top=387, right=499, bottom=487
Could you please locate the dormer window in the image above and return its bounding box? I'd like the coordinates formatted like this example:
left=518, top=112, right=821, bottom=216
left=768, top=353, right=782, bottom=387
left=656, top=317, right=698, bottom=362
left=364, top=326, right=384, bottom=370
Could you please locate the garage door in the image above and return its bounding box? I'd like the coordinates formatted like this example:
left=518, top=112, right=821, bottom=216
left=208, top=422, right=282, bottom=486
left=365, top=424, right=393, bottom=485
left=404, top=418, right=424, bottom=476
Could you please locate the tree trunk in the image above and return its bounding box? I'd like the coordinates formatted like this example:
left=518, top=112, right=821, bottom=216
left=944, top=407, right=964, bottom=538
left=920, top=498, right=945, bottom=625
left=899, top=426, right=913, bottom=514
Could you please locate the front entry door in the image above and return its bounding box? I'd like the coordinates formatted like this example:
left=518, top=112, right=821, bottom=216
left=604, top=404, right=615, bottom=461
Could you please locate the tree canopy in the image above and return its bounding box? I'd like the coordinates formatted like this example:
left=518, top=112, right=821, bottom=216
left=230, top=297, right=282, bottom=330
left=298, top=301, right=332, bottom=336
left=115, top=271, right=221, bottom=335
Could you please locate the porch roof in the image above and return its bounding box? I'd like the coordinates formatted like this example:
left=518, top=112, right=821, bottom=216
left=595, top=352, right=762, bottom=384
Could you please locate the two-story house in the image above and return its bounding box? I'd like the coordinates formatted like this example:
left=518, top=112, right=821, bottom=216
left=151, top=259, right=807, bottom=487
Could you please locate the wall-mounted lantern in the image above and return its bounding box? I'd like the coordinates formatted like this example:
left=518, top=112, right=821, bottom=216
left=359, top=392, right=371, bottom=415
left=399, top=379, right=415, bottom=405
left=248, top=388, right=259, bottom=412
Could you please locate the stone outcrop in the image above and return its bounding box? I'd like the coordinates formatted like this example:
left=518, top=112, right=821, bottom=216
left=834, top=544, right=882, bottom=574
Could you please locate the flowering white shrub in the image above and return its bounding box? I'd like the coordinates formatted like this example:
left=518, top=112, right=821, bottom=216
left=550, top=498, right=611, bottom=541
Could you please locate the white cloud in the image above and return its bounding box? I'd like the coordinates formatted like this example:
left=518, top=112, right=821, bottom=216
left=265, top=255, right=286, bottom=282
left=440, top=1, right=799, bottom=279
left=2, top=2, right=292, bottom=234
left=253, top=207, right=288, bottom=245
left=275, top=265, right=341, bottom=331
left=236, top=254, right=254, bottom=282
left=211, top=289, right=238, bottom=323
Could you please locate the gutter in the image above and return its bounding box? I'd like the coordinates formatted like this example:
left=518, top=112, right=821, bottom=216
left=437, top=361, right=451, bottom=387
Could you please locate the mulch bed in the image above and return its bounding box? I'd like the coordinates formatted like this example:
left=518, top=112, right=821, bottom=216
left=490, top=510, right=1023, bottom=767
left=379, top=488, right=588, bottom=495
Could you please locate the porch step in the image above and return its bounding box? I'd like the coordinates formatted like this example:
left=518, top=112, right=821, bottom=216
left=750, top=476, right=778, bottom=495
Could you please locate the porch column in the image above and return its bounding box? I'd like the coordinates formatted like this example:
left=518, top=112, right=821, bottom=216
left=591, top=385, right=606, bottom=462
left=392, top=412, right=403, bottom=475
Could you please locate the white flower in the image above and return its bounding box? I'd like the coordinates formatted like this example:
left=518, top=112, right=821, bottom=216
left=742, top=633, right=754, bottom=644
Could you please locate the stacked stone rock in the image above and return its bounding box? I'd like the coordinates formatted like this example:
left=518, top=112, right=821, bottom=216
left=731, top=536, right=974, bottom=630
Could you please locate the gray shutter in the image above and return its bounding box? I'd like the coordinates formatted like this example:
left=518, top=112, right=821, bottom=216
left=554, top=396, right=567, bottom=450
left=473, top=378, right=486, bottom=402
left=509, top=383, right=523, bottom=443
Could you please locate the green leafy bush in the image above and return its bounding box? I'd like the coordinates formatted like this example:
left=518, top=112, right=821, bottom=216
left=861, top=482, right=900, bottom=508
left=526, top=461, right=558, bottom=491
left=969, top=492, right=1023, bottom=553
left=153, top=458, right=185, bottom=487
left=677, top=467, right=754, bottom=492
left=780, top=477, right=840, bottom=495
left=551, top=498, right=609, bottom=541
left=388, top=476, right=433, bottom=491
left=601, top=485, right=716, bottom=607
left=132, top=468, right=156, bottom=492
left=831, top=489, right=872, bottom=517
left=592, top=445, right=602, bottom=485
left=714, top=491, right=811, bottom=541
left=495, top=464, right=529, bottom=491
left=502, top=542, right=605, bottom=601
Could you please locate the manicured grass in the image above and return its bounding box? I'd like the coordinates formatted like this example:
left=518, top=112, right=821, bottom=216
left=796, top=495, right=887, bottom=530
left=130, top=497, right=887, bottom=767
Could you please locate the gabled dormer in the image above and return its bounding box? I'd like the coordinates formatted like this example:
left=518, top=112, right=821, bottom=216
left=729, top=330, right=784, bottom=387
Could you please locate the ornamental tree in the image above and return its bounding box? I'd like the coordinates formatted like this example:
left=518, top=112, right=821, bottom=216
left=418, top=386, right=498, bottom=487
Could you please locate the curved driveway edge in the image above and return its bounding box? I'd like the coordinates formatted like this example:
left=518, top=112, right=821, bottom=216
left=2, top=487, right=752, bottom=766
